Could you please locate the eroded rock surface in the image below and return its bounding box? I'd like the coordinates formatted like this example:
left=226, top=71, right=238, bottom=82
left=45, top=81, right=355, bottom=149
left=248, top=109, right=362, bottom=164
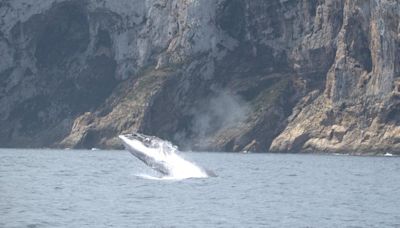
left=1, top=0, right=399, bottom=154
left=271, top=0, right=400, bottom=155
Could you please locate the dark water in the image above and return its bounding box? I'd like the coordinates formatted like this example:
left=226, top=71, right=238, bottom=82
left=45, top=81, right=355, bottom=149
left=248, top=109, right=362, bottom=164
left=1, top=149, right=400, bottom=228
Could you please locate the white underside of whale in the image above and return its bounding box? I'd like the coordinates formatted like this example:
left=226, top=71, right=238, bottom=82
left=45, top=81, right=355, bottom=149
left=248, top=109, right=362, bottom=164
left=119, top=134, right=210, bottom=179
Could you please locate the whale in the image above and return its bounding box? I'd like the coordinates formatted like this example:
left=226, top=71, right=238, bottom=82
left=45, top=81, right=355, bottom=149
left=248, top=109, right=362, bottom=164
left=119, top=133, right=216, bottom=178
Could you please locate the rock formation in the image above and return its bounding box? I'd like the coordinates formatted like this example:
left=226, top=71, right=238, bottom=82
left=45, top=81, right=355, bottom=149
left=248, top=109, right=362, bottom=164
left=0, top=0, right=399, bottom=154
left=270, top=0, right=400, bottom=155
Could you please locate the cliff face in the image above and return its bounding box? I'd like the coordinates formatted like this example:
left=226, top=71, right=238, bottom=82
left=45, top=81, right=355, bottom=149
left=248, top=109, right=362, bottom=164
left=271, top=0, right=400, bottom=154
left=0, top=0, right=399, bottom=154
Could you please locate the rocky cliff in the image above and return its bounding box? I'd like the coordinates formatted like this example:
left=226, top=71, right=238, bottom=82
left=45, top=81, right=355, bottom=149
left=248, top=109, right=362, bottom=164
left=0, top=0, right=399, bottom=154
left=270, top=0, right=400, bottom=155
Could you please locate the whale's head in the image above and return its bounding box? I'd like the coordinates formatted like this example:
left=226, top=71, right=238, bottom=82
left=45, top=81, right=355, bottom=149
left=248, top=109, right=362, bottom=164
left=119, top=133, right=173, bottom=175
left=119, top=133, right=176, bottom=155
left=119, top=132, right=214, bottom=178
left=119, top=133, right=158, bottom=148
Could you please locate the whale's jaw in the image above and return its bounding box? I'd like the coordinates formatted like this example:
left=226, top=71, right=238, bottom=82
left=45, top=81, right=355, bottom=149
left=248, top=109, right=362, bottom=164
left=119, top=133, right=213, bottom=178
left=119, top=134, right=171, bottom=175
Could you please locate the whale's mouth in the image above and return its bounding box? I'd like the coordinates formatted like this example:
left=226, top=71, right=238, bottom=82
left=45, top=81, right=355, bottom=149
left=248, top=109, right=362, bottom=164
left=121, top=133, right=162, bottom=148
left=119, top=133, right=215, bottom=179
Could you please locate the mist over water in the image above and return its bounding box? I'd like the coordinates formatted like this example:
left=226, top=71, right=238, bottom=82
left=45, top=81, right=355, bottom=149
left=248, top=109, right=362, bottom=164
left=190, top=90, right=249, bottom=138
left=174, top=89, right=250, bottom=149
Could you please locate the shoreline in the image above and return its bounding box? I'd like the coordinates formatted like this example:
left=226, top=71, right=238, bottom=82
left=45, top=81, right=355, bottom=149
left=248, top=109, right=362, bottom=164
left=0, top=147, right=399, bottom=157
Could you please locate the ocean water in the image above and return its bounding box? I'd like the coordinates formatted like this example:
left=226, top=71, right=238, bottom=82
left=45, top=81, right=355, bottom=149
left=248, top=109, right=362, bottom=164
left=1, top=149, right=400, bottom=228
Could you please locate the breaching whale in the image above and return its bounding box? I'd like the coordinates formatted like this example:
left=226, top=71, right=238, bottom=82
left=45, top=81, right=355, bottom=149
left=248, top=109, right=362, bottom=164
left=119, top=133, right=216, bottom=178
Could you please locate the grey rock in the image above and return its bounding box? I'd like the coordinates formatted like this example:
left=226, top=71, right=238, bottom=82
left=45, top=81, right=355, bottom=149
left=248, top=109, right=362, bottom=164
left=271, top=0, right=400, bottom=155
left=1, top=0, right=399, bottom=154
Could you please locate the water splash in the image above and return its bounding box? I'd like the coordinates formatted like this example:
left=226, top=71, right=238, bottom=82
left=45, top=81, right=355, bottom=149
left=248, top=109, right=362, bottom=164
left=121, top=134, right=210, bottom=180
left=153, top=141, right=209, bottom=179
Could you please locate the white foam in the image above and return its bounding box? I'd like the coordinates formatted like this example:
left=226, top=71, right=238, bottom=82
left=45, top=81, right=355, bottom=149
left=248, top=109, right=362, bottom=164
left=122, top=136, right=209, bottom=180
left=151, top=141, right=208, bottom=179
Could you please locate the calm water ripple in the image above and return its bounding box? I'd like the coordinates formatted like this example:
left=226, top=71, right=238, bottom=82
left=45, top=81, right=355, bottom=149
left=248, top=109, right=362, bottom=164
left=1, top=149, right=400, bottom=227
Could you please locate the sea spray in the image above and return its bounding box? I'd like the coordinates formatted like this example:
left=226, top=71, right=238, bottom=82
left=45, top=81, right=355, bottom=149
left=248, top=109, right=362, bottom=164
left=152, top=140, right=208, bottom=179
left=120, top=134, right=210, bottom=179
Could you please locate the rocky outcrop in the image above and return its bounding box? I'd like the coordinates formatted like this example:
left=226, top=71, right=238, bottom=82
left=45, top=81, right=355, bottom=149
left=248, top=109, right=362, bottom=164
left=271, top=0, right=400, bottom=155
left=1, top=0, right=399, bottom=154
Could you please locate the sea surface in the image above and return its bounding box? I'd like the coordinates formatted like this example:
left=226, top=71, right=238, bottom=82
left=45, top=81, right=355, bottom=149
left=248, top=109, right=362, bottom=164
left=1, top=149, right=400, bottom=228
